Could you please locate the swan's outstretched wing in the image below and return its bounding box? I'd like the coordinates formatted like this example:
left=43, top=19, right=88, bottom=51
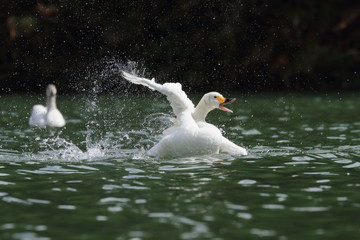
left=122, top=71, right=195, bottom=118
left=220, top=137, right=248, bottom=155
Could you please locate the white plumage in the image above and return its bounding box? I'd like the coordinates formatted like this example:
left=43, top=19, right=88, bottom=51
left=122, top=71, right=247, bottom=158
left=29, top=84, right=66, bottom=128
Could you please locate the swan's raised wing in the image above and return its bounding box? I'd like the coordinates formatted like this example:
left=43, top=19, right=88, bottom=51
left=122, top=71, right=195, bottom=118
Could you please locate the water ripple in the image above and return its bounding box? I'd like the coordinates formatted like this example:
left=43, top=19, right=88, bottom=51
left=1, top=93, right=360, bottom=239
left=292, top=206, right=329, bottom=212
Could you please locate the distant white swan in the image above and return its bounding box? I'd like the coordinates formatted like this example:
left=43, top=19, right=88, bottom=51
left=29, top=84, right=66, bottom=128
left=122, top=71, right=247, bottom=158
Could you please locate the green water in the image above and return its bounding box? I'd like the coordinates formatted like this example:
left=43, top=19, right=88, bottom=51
left=0, top=93, right=359, bottom=240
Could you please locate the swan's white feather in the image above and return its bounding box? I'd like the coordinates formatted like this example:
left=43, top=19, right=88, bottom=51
left=29, top=84, right=65, bottom=128
left=29, top=105, right=47, bottom=127
left=122, top=71, right=194, bottom=118
left=220, top=136, right=248, bottom=155
left=46, top=109, right=66, bottom=127
left=122, top=71, right=247, bottom=158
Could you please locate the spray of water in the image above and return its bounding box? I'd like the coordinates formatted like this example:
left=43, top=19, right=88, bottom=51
left=25, top=59, right=164, bottom=161
left=80, top=59, right=148, bottom=159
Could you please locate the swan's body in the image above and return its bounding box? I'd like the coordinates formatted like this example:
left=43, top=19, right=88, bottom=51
left=29, top=84, right=65, bottom=128
left=122, top=71, right=247, bottom=158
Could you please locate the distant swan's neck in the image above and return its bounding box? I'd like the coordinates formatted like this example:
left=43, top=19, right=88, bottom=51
left=47, top=96, right=57, bottom=111
left=192, top=99, right=213, bottom=122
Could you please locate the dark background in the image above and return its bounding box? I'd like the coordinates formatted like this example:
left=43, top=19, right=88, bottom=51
left=0, top=0, right=359, bottom=93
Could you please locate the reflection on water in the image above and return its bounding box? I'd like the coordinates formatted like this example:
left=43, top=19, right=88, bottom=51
left=0, top=93, right=360, bottom=239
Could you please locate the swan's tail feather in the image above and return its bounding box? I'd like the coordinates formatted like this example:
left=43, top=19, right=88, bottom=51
left=122, top=71, right=160, bottom=91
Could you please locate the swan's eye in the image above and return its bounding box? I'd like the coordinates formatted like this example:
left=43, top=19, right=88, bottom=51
left=214, top=96, right=217, bottom=98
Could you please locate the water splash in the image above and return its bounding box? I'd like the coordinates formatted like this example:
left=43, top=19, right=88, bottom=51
left=80, top=59, right=150, bottom=159
left=72, top=58, right=148, bottom=94
left=26, top=59, right=157, bottom=161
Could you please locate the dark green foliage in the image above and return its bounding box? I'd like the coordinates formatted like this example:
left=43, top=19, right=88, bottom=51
left=0, top=0, right=358, bottom=92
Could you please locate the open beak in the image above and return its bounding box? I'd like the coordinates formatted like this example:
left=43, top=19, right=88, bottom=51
left=216, top=96, right=236, bottom=113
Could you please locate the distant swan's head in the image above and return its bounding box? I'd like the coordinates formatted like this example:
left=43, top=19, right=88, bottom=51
left=203, top=92, right=236, bottom=113
left=46, top=84, right=57, bottom=97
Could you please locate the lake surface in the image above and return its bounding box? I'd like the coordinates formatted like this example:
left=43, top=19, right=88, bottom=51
left=0, top=92, right=359, bottom=240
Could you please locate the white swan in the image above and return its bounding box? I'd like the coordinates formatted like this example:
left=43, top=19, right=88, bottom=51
left=29, top=84, right=66, bottom=128
left=122, top=71, right=247, bottom=158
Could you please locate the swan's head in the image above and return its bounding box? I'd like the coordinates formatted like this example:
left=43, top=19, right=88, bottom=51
left=203, top=92, right=236, bottom=113
left=46, top=84, right=57, bottom=97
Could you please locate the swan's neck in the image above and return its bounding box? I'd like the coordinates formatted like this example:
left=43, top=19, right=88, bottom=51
left=47, top=96, right=57, bottom=111
left=192, top=99, right=214, bottom=122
